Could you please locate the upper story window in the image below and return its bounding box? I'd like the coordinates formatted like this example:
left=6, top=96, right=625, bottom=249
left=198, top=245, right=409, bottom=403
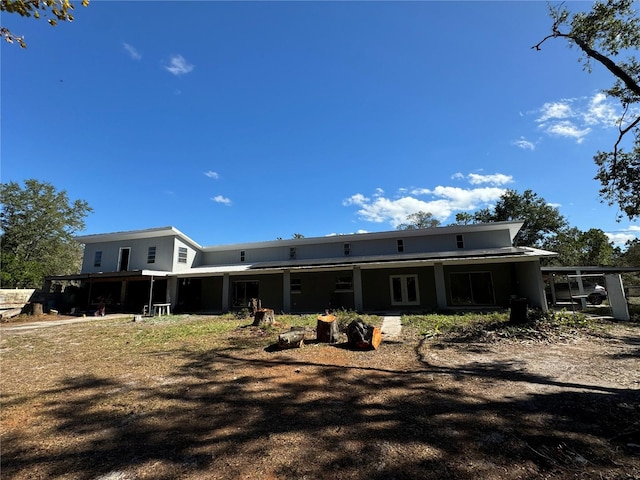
left=147, top=246, right=156, bottom=264
left=289, top=247, right=296, bottom=259
left=397, top=239, right=404, bottom=253
left=93, top=251, right=102, bottom=267
left=344, top=242, right=351, bottom=256
left=456, top=234, right=464, bottom=249
left=178, top=247, right=188, bottom=264
left=240, top=250, right=245, bottom=262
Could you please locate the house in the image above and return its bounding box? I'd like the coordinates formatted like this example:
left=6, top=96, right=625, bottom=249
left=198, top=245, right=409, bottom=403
left=44, top=221, right=555, bottom=315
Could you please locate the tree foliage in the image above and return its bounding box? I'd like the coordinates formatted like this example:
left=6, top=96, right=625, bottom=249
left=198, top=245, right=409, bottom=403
left=1, top=0, right=89, bottom=48
left=397, top=211, right=441, bottom=230
left=471, top=189, right=567, bottom=247
left=0, top=179, right=92, bottom=288
left=534, top=0, right=640, bottom=220
left=540, top=227, right=617, bottom=266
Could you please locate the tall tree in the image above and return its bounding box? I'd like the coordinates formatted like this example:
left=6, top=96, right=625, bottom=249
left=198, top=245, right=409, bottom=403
left=397, top=211, right=441, bottom=230
left=472, top=189, right=567, bottom=247
left=534, top=0, right=640, bottom=220
left=0, top=179, right=92, bottom=288
left=1, top=0, right=89, bottom=48
left=541, top=227, right=617, bottom=266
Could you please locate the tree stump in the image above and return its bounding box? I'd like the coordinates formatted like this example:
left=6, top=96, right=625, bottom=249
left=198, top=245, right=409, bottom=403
left=252, top=308, right=275, bottom=327
left=278, top=329, right=306, bottom=349
left=316, top=314, right=339, bottom=343
left=347, top=319, right=382, bottom=350
left=31, top=303, right=43, bottom=316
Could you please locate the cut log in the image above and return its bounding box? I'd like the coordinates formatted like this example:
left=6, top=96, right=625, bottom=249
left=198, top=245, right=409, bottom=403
left=278, top=329, right=305, bottom=349
left=0, top=308, right=22, bottom=319
left=347, top=319, right=382, bottom=350
left=316, top=314, right=339, bottom=343
left=252, top=308, right=275, bottom=327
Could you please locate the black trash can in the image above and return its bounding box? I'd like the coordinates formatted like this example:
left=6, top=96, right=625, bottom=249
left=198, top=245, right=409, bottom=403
left=509, top=297, right=528, bottom=324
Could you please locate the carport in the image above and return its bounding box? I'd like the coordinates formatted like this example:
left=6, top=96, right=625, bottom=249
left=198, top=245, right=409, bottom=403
left=541, top=266, right=640, bottom=321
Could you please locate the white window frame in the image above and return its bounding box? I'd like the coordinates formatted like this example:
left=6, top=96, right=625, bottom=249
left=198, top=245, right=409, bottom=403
left=178, top=246, right=188, bottom=264
left=343, top=242, right=351, bottom=256
left=147, top=246, right=156, bottom=264
left=389, top=274, right=420, bottom=306
left=397, top=239, right=404, bottom=253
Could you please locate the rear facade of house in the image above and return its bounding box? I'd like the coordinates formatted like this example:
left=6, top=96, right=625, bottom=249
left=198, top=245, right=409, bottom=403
left=44, top=222, right=554, bottom=315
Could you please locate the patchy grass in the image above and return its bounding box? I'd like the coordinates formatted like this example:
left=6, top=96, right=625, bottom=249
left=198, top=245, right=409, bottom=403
left=402, top=310, right=511, bottom=337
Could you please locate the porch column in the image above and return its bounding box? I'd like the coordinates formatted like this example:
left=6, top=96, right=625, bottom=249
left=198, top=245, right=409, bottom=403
left=222, top=274, right=230, bottom=312
left=353, top=267, right=363, bottom=312
left=120, top=281, right=127, bottom=308
left=167, top=277, right=178, bottom=310
left=575, top=269, right=587, bottom=309
left=434, top=263, right=447, bottom=309
left=283, top=270, right=291, bottom=313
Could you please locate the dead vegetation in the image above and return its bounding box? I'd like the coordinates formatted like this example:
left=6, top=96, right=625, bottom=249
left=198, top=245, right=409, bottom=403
left=1, top=313, right=639, bottom=479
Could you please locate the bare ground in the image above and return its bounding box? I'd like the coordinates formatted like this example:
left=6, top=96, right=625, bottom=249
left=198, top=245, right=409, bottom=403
left=1, top=314, right=639, bottom=480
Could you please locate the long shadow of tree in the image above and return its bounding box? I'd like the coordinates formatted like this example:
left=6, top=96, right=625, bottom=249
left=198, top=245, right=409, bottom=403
left=2, top=335, right=639, bottom=479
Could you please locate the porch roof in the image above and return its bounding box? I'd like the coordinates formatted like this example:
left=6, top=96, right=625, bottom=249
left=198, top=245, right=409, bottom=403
left=175, top=246, right=555, bottom=277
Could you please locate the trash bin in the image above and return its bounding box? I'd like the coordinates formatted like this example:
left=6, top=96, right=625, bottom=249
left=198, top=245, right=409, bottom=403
left=509, top=297, right=528, bottom=324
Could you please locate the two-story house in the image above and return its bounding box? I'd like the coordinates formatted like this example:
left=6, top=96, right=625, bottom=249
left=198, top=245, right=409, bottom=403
left=45, top=221, right=555, bottom=315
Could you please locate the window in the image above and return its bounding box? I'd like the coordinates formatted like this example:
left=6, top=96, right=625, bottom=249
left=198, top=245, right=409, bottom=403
left=147, top=246, right=156, bottom=264
left=178, top=247, right=188, bottom=264
left=240, top=250, right=245, bottom=262
left=291, top=278, right=302, bottom=294
left=389, top=275, right=419, bottom=305
left=232, top=280, right=259, bottom=308
left=118, top=247, right=130, bottom=271
left=335, top=276, right=353, bottom=291
left=344, top=242, right=351, bottom=256
left=289, top=247, right=296, bottom=259
left=397, top=239, right=404, bottom=253
left=456, top=234, right=464, bottom=249
left=94, top=251, right=102, bottom=267
left=449, top=272, right=495, bottom=306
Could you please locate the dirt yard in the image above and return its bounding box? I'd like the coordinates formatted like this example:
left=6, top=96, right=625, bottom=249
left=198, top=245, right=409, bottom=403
left=1, top=314, right=639, bottom=480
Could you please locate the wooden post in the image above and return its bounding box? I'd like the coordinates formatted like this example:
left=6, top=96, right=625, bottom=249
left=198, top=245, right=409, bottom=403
left=316, top=314, right=339, bottom=343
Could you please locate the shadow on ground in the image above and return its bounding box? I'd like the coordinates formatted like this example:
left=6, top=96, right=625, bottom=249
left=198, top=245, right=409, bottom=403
left=2, top=336, right=639, bottom=479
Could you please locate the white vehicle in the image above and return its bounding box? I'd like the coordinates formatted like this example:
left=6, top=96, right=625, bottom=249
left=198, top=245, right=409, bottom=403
left=546, top=281, right=608, bottom=305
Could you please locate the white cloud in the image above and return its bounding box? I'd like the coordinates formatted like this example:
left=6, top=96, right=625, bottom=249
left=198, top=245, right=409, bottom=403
left=205, top=171, right=219, bottom=179
left=543, top=121, right=591, bottom=143
left=584, top=93, right=619, bottom=126
left=467, top=173, right=513, bottom=186
left=123, top=42, right=141, bottom=60
left=342, top=193, right=369, bottom=207
left=605, top=225, right=640, bottom=246
left=212, top=195, right=231, bottom=206
left=165, top=55, right=194, bottom=76
left=450, top=172, right=513, bottom=186
left=532, top=93, right=622, bottom=144
left=512, top=137, right=535, bottom=151
left=344, top=183, right=507, bottom=228
left=537, top=101, right=574, bottom=122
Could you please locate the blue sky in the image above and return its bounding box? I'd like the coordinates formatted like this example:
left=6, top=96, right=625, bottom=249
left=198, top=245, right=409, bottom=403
left=2, top=1, right=639, bottom=248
